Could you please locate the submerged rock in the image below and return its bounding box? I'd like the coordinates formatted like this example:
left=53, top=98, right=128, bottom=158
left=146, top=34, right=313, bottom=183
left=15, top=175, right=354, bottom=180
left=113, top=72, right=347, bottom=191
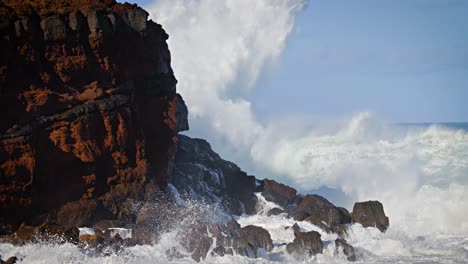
left=351, top=201, right=389, bottom=232
left=335, top=238, right=357, bottom=261
left=238, top=225, right=273, bottom=256
left=286, top=230, right=323, bottom=258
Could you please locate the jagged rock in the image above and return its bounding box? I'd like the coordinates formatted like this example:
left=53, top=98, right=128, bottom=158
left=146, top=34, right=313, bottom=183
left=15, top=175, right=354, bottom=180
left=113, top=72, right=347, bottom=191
left=36, top=223, right=80, bottom=243
left=335, top=238, right=357, bottom=261
left=267, top=207, right=285, bottom=216
left=0, top=0, right=180, bottom=230
left=260, top=179, right=297, bottom=208
left=351, top=201, right=389, bottom=232
left=238, top=225, right=273, bottom=257
left=176, top=94, right=189, bottom=133
left=172, top=135, right=257, bottom=215
left=293, top=194, right=352, bottom=231
left=286, top=230, right=323, bottom=258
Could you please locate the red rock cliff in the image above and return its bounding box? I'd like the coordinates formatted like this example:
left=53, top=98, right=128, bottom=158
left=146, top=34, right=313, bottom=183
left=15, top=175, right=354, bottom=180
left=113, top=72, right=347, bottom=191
left=0, top=0, right=186, bottom=227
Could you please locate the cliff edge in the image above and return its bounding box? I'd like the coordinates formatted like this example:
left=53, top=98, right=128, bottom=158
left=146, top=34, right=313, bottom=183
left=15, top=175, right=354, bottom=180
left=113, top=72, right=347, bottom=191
left=0, top=0, right=187, bottom=227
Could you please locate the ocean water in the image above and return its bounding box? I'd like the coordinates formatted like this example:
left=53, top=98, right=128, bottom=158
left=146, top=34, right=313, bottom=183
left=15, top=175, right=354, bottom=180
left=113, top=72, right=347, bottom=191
left=1, top=119, right=467, bottom=263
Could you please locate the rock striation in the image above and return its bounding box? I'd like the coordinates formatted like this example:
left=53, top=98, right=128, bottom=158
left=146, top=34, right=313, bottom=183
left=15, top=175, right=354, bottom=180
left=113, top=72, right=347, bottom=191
left=0, top=0, right=186, bottom=228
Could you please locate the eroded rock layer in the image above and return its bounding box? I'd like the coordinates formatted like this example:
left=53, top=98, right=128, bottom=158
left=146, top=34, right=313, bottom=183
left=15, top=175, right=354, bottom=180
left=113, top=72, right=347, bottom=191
left=0, top=0, right=187, bottom=226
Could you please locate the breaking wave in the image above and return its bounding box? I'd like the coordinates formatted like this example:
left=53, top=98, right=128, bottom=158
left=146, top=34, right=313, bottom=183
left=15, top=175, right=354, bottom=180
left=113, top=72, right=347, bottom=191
left=2, top=193, right=468, bottom=263
left=252, top=112, right=468, bottom=236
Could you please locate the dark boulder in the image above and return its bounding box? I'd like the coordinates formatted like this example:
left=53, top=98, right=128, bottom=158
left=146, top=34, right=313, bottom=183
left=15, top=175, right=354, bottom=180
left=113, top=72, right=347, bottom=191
left=293, top=194, right=351, bottom=230
left=172, top=135, right=257, bottom=215
left=335, top=238, right=357, bottom=261
left=286, top=230, right=323, bottom=258
left=211, top=222, right=273, bottom=259
left=260, top=179, right=297, bottom=208
left=238, top=225, right=273, bottom=257
left=351, top=201, right=389, bottom=232
left=78, top=232, right=106, bottom=247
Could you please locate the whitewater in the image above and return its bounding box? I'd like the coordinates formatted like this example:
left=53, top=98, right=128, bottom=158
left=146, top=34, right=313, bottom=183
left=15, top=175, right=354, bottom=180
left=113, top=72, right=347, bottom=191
left=1, top=120, right=467, bottom=263
left=1, top=0, right=466, bottom=262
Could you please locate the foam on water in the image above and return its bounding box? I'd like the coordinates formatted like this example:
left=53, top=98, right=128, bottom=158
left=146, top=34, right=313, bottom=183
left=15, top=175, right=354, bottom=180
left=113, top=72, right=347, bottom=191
left=2, top=191, right=468, bottom=263
left=251, top=113, right=468, bottom=237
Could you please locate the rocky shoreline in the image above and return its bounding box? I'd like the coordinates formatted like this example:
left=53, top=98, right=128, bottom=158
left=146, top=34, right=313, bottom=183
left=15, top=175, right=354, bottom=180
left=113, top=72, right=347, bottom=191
left=0, top=1, right=389, bottom=262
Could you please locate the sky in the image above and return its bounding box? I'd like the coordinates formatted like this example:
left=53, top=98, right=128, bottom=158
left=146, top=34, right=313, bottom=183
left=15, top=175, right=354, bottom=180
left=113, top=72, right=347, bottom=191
left=134, top=0, right=468, bottom=123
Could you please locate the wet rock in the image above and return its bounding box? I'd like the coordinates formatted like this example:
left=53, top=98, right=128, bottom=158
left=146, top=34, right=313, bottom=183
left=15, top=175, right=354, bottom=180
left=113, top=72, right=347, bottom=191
left=335, top=238, right=357, bottom=261
left=238, top=225, right=273, bottom=257
left=15, top=224, right=35, bottom=241
left=260, top=179, right=297, bottom=208
left=291, top=223, right=301, bottom=236
left=93, top=220, right=120, bottom=232
left=40, top=16, right=67, bottom=41
left=286, top=230, right=323, bottom=258
left=351, top=201, right=389, bottom=232
left=267, top=207, right=285, bottom=216
left=79, top=232, right=106, bottom=247
left=172, top=135, right=257, bottom=215
left=293, top=194, right=352, bottom=230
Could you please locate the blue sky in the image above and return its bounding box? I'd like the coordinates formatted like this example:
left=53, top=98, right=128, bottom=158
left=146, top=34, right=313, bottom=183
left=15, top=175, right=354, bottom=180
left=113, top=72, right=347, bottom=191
left=134, top=0, right=468, bottom=123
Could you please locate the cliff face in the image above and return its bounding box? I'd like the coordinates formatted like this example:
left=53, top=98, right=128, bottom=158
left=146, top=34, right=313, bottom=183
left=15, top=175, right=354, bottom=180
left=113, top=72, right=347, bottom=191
left=0, top=0, right=187, bottom=226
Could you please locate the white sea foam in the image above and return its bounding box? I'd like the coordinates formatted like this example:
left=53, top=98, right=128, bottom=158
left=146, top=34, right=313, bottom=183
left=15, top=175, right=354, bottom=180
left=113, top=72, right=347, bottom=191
left=252, top=112, right=468, bottom=236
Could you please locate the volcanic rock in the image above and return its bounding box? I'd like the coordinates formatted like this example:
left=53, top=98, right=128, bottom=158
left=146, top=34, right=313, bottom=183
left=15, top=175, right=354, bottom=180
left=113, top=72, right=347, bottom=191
left=172, top=135, right=257, bottom=215
left=238, top=225, right=273, bottom=257
left=0, top=0, right=182, bottom=229
left=351, top=201, right=389, bottom=232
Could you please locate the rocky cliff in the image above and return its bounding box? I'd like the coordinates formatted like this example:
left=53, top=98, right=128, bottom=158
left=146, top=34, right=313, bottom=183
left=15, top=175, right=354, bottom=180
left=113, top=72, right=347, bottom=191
left=0, top=1, right=390, bottom=262
left=0, top=0, right=187, bottom=227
